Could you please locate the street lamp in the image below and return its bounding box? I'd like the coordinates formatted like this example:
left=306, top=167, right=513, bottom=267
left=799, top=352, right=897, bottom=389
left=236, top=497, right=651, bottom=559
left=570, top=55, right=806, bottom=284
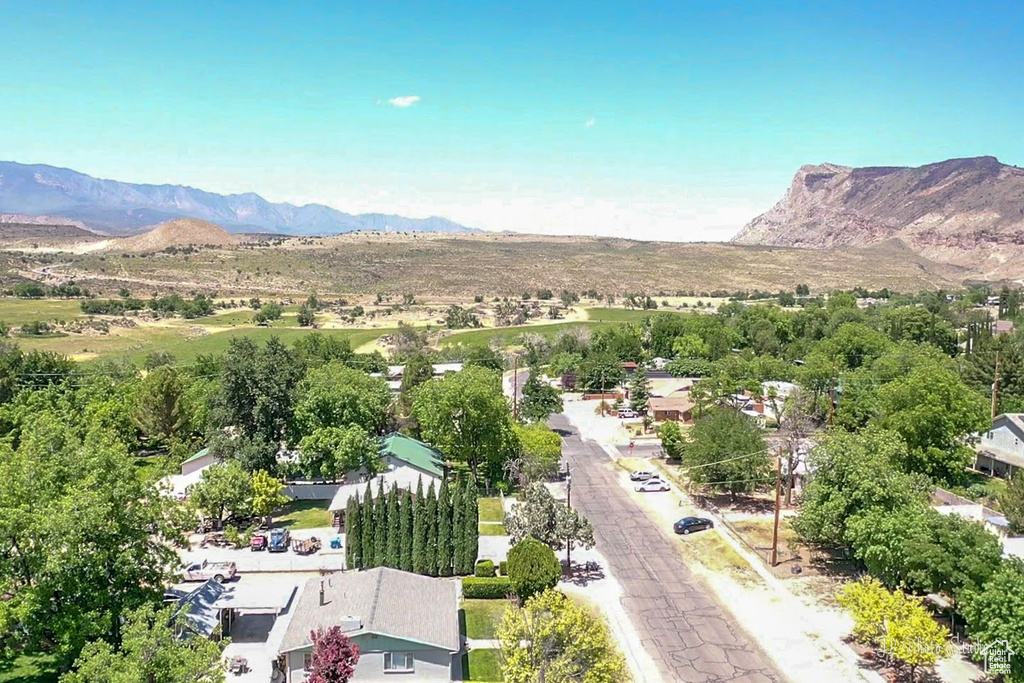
left=565, top=466, right=572, bottom=573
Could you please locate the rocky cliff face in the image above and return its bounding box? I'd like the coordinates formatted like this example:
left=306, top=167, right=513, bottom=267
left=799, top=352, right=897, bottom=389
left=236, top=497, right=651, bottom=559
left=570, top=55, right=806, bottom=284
left=732, top=157, right=1024, bottom=279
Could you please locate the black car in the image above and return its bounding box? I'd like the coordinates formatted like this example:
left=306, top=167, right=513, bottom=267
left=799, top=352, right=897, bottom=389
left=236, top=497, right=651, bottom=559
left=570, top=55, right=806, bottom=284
left=673, top=516, right=714, bottom=535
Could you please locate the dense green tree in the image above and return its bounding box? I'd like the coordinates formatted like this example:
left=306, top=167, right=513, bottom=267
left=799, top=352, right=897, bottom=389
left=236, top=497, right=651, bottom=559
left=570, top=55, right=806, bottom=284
left=374, top=478, right=388, bottom=566
left=1000, top=469, right=1024, bottom=534
left=463, top=345, right=506, bottom=373
left=131, top=365, right=187, bottom=445
left=577, top=352, right=625, bottom=393
left=519, top=370, right=563, bottom=423
left=251, top=469, right=289, bottom=520
left=399, top=489, right=414, bottom=571
left=297, top=425, right=380, bottom=481
left=656, top=420, right=684, bottom=459
left=292, top=332, right=354, bottom=365
left=361, top=483, right=375, bottom=567
left=424, top=481, right=439, bottom=576
left=60, top=604, right=225, bottom=683
left=463, top=478, right=480, bottom=574
left=506, top=538, right=561, bottom=599
left=296, top=305, right=316, bottom=327
left=680, top=408, right=771, bottom=499
left=498, top=589, right=625, bottom=683
left=512, top=422, right=563, bottom=483
left=293, top=361, right=392, bottom=438
left=412, top=477, right=427, bottom=574
left=399, top=352, right=435, bottom=410
left=437, top=479, right=454, bottom=577
left=412, top=366, right=519, bottom=482
left=452, top=477, right=466, bottom=573
left=219, top=336, right=304, bottom=442
left=189, top=460, right=253, bottom=521
left=961, top=559, right=1024, bottom=681
left=794, top=428, right=929, bottom=547
left=628, top=365, right=651, bottom=413
left=0, top=418, right=191, bottom=664
left=385, top=483, right=401, bottom=568
left=345, top=494, right=361, bottom=569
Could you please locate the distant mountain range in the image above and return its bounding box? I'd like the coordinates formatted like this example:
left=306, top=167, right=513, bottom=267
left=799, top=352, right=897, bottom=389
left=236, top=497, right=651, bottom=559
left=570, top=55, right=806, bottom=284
left=732, top=156, right=1024, bottom=279
left=0, top=161, right=479, bottom=236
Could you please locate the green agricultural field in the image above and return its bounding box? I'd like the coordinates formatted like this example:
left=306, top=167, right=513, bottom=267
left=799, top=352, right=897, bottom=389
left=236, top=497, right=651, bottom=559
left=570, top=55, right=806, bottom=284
left=584, top=307, right=690, bottom=322
left=440, top=321, right=609, bottom=348
left=0, top=298, right=87, bottom=325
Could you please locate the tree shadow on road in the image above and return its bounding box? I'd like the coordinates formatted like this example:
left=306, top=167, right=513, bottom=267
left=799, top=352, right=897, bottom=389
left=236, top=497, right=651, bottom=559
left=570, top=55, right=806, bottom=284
left=563, top=560, right=606, bottom=586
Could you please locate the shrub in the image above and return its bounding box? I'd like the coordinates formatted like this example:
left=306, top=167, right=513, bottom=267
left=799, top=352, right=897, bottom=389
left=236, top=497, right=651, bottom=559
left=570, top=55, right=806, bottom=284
left=474, top=559, right=496, bottom=578
left=498, top=561, right=508, bottom=577
left=462, top=577, right=511, bottom=599
left=506, top=537, right=561, bottom=599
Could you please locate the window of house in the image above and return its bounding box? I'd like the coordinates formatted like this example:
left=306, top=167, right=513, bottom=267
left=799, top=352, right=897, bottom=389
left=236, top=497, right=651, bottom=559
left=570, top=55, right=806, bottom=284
left=383, top=652, right=415, bottom=673
left=303, top=653, right=313, bottom=671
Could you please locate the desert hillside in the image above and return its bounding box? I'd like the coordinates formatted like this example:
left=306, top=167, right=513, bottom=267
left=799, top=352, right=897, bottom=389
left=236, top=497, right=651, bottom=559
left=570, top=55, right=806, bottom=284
left=732, top=156, right=1024, bottom=279
left=113, top=218, right=243, bottom=251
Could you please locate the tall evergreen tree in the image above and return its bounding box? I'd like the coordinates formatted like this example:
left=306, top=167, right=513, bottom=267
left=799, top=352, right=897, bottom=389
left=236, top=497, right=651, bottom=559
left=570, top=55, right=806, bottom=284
left=385, top=483, right=401, bottom=567
left=399, top=489, right=414, bottom=571
left=345, top=494, right=361, bottom=569
left=452, top=477, right=466, bottom=574
left=425, top=481, right=439, bottom=577
left=412, top=477, right=427, bottom=574
left=361, top=482, right=375, bottom=567
left=374, top=478, right=388, bottom=566
left=463, top=478, right=479, bottom=574
left=436, top=479, right=453, bottom=577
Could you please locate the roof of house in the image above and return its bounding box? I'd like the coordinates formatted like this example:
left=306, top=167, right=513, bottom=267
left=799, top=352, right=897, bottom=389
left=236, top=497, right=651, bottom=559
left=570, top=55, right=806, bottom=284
left=278, top=568, right=460, bottom=654
left=649, top=396, right=695, bottom=413
left=181, top=447, right=211, bottom=466
left=171, top=578, right=226, bottom=639
left=995, top=320, right=1016, bottom=333
left=380, top=433, right=444, bottom=478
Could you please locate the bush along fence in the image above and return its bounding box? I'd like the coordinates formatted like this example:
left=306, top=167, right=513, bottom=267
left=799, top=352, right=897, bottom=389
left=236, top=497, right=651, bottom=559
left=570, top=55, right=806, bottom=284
left=344, top=476, right=479, bottom=576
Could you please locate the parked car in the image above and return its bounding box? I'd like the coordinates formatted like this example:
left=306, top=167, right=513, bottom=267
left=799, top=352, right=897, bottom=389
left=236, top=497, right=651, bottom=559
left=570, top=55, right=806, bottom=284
left=629, top=470, right=655, bottom=481
left=181, top=559, right=237, bottom=583
left=673, top=517, right=714, bottom=535
left=268, top=528, right=290, bottom=553
left=634, top=478, right=670, bottom=492
left=250, top=533, right=267, bottom=552
left=618, top=408, right=639, bottom=419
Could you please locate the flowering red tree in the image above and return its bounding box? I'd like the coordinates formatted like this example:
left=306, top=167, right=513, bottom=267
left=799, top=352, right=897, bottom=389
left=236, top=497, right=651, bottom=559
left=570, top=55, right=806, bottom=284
left=308, top=626, right=360, bottom=683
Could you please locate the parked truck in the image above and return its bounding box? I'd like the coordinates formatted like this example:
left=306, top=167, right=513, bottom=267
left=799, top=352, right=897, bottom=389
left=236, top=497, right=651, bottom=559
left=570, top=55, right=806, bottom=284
left=181, top=559, right=237, bottom=583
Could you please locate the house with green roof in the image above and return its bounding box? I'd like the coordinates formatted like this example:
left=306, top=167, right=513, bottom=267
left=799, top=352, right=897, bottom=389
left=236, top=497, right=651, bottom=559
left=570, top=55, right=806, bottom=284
left=328, top=433, right=446, bottom=522
left=180, top=447, right=215, bottom=476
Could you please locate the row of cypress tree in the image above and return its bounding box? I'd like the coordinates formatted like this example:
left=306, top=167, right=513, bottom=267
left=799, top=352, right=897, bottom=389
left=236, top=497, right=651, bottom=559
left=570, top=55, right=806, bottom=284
left=344, top=475, right=479, bottom=576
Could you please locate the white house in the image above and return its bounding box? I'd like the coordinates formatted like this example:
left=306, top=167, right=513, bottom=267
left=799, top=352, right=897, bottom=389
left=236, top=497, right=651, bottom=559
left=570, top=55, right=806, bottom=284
left=278, top=568, right=460, bottom=682
left=160, top=448, right=217, bottom=499
left=975, top=413, right=1024, bottom=479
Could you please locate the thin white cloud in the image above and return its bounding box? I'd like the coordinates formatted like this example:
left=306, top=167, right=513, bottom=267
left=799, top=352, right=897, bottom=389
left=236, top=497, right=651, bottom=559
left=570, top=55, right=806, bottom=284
left=585, top=117, right=596, bottom=128
left=388, top=96, right=421, bottom=108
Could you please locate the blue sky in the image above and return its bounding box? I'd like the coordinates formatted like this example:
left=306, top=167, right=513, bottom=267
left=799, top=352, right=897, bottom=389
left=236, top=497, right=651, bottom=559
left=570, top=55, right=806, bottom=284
left=1, top=1, right=1022, bottom=240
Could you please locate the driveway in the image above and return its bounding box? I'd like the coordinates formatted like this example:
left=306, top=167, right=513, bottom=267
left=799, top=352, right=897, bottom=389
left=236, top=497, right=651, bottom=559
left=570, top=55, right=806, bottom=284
left=550, top=414, right=782, bottom=683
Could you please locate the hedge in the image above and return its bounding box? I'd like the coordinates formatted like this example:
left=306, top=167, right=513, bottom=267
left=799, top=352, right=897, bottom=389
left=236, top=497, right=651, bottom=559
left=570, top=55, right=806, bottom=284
left=474, top=559, right=496, bottom=578
left=498, top=561, right=508, bottom=577
left=462, top=577, right=511, bottom=599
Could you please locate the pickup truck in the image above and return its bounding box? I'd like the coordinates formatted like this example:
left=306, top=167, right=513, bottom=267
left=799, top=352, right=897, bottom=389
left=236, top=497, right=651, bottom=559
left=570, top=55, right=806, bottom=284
left=181, top=559, right=237, bottom=583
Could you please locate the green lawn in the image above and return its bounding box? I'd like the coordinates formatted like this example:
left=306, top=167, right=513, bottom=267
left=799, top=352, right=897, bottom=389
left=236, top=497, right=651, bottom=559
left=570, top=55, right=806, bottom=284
left=132, top=455, right=172, bottom=482
left=584, top=307, right=687, bottom=322
left=462, top=649, right=502, bottom=682
left=478, top=498, right=505, bottom=523
left=0, top=298, right=86, bottom=326
left=462, top=600, right=509, bottom=639
left=0, top=653, right=60, bottom=683
left=478, top=523, right=507, bottom=536
left=275, top=499, right=332, bottom=530
left=441, top=321, right=610, bottom=348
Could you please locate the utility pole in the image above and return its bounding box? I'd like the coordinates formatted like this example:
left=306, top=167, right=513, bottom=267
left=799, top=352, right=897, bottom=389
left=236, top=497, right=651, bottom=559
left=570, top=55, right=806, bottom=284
left=600, top=371, right=606, bottom=416
left=512, top=355, right=519, bottom=420
left=770, top=448, right=783, bottom=567
left=992, top=350, right=1001, bottom=420
left=565, top=465, right=573, bottom=573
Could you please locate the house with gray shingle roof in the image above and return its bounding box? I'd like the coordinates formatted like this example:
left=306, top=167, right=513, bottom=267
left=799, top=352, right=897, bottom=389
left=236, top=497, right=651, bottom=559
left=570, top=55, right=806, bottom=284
left=278, top=568, right=460, bottom=682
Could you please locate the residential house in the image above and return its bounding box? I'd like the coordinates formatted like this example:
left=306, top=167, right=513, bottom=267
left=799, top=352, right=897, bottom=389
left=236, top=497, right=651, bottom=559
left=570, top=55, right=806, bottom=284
left=649, top=395, right=695, bottom=423
left=375, top=363, right=465, bottom=393
left=975, top=413, right=1024, bottom=479
left=182, top=447, right=217, bottom=475
left=278, top=568, right=460, bottom=682
left=160, top=448, right=218, bottom=499
left=994, top=320, right=1016, bottom=336
left=328, top=433, right=445, bottom=527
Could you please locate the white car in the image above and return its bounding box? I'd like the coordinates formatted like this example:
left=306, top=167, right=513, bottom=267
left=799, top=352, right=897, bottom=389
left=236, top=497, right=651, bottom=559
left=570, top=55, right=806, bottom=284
left=629, top=470, right=654, bottom=481
left=634, top=478, right=670, bottom=493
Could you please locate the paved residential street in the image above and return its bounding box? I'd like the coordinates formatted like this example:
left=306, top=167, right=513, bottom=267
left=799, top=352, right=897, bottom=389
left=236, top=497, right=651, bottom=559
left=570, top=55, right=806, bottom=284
left=550, top=414, right=783, bottom=683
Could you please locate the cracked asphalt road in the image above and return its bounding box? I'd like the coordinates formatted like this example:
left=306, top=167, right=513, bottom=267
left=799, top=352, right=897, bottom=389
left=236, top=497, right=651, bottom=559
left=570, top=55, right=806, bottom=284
left=551, top=414, right=783, bottom=683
